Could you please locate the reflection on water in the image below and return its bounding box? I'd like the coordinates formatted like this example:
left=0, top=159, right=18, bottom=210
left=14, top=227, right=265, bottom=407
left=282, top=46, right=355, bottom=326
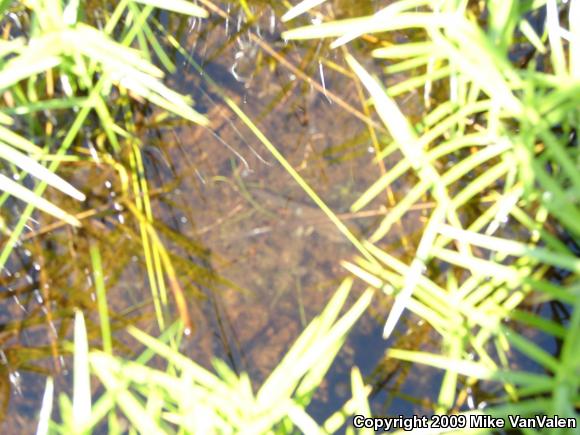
left=0, top=0, right=451, bottom=431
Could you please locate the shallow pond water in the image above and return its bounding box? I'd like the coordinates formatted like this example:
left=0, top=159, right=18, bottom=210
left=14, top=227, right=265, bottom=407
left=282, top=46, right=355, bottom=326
left=0, top=0, right=562, bottom=432
left=147, top=0, right=437, bottom=419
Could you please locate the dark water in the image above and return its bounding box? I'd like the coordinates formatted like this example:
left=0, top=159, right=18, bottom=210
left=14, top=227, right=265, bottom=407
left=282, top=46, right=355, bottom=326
left=0, top=1, right=564, bottom=432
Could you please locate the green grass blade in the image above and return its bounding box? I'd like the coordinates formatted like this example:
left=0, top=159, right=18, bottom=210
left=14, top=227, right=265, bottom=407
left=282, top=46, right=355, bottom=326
left=90, top=244, right=113, bottom=354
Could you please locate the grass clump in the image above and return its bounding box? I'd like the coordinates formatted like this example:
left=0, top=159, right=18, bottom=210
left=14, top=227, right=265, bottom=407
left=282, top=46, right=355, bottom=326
left=38, top=249, right=374, bottom=434
left=0, top=0, right=208, bottom=330
left=281, top=0, right=580, bottom=426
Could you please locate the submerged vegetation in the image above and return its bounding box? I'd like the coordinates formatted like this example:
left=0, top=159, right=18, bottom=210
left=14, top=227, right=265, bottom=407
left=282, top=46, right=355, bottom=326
left=0, top=0, right=578, bottom=433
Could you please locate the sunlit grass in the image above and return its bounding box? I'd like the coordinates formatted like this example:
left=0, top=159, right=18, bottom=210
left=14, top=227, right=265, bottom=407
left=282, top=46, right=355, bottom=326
left=282, top=0, right=580, bottom=423
left=41, top=280, right=374, bottom=433
left=0, top=0, right=208, bottom=331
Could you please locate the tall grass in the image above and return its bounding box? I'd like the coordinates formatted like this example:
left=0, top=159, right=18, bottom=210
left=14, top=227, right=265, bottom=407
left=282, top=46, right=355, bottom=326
left=282, top=0, right=580, bottom=427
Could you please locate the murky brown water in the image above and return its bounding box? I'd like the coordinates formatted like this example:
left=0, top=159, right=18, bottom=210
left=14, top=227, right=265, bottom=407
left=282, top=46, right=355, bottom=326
left=0, top=1, right=446, bottom=431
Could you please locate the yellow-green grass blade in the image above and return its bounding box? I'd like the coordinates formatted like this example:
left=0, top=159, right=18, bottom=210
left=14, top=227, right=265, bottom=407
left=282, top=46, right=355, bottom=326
left=282, top=12, right=453, bottom=41
left=0, top=53, right=62, bottom=91
left=571, top=0, right=580, bottom=78
left=127, top=327, right=225, bottom=392
left=345, top=54, right=449, bottom=209
left=0, top=37, right=24, bottom=58
left=432, top=23, right=522, bottom=115
left=518, top=19, right=547, bottom=55
left=330, top=0, right=430, bottom=48
left=546, top=0, right=567, bottom=77
left=0, top=75, right=105, bottom=273
left=487, top=0, right=519, bottom=52
left=382, top=202, right=447, bottom=339
left=341, top=260, right=451, bottom=335
left=258, top=281, right=351, bottom=401
left=353, top=132, right=492, bottom=213
left=70, top=24, right=207, bottom=125
left=281, top=0, right=328, bottom=22
left=73, top=24, right=164, bottom=78
left=0, top=173, right=81, bottom=226
left=2, top=97, right=87, bottom=115
left=127, top=145, right=167, bottom=331
left=36, top=377, right=54, bottom=435
left=511, top=310, right=567, bottom=339
left=323, top=376, right=372, bottom=434
left=114, top=71, right=207, bottom=125
left=0, top=125, right=46, bottom=154
left=388, top=349, right=554, bottom=388
left=438, top=225, right=580, bottom=273
left=0, top=142, right=85, bottom=201
left=383, top=54, right=434, bottom=74
left=295, top=280, right=356, bottom=397
left=258, top=286, right=373, bottom=406
left=287, top=404, right=321, bottom=434
left=73, top=310, right=91, bottom=429
left=90, top=244, right=113, bottom=354
left=439, top=334, right=464, bottom=412
left=89, top=355, right=166, bottom=434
